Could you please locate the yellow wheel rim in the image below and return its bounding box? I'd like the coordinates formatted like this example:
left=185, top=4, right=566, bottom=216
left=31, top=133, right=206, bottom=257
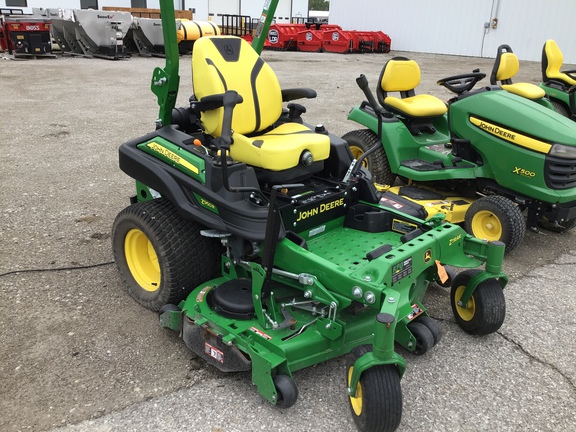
left=454, top=285, right=475, bottom=321
left=348, top=366, right=363, bottom=416
left=124, top=229, right=160, bottom=292
left=471, top=210, right=502, bottom=241
left=349, top=145, right=369, bottom=168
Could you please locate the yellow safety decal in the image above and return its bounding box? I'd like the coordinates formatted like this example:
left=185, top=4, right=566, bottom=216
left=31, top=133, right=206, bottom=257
left=147, top=142, right=199, bottom=174
left=470, top=117, right=552, bottom=154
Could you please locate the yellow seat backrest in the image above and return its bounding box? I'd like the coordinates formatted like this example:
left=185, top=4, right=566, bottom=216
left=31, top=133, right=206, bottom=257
left=496, top=52, right=519, bottom=82
left=192, top=36, right=283, bottom=137
left=376, top=57, right=447, bottom=122
left=544, top=39, right=564, bottom=78
left=380, top=58, right=421, bottom=92
left=542, top=39, right=576, bottom=86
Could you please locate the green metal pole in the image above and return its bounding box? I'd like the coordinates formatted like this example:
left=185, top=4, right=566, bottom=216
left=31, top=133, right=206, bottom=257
left=151, top=0, right=181, bottom=127
left=251, top=0, right=279, bottom=55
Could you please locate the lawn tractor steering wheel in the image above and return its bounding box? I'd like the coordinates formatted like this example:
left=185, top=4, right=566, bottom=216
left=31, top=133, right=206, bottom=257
left=437, top=72, right=486, bottom=95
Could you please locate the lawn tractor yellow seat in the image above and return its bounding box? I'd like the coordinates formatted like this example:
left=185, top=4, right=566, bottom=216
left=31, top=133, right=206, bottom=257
left=542, top=39, right=576, bottom=88
left=490, top=44, right=546, bottom=100
left=191, top=36, right=330, bottom=181
left=376, top=57, right=447, bottom=135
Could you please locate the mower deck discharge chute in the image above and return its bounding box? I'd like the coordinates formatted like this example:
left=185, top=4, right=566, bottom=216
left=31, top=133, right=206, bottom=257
left=345, top=56, right=576, bottom=253
left=112, top=2, right=508, bottom=431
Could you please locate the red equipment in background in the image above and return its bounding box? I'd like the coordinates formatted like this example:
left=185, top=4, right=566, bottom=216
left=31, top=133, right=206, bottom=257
left=0, top=8, right=53, bottom=57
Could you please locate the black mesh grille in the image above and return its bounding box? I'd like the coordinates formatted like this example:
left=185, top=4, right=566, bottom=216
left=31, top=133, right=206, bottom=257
left=544, top=155, right=576, bottom=189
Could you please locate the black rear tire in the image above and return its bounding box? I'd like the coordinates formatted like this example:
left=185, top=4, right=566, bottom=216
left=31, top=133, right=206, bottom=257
left=346, top=345, right=402, bottom=432
left=551, top=99, right=570, bottom=117
left=112, top=198, right=222, bottom=311
left=342, top=129, right=396, bottom=186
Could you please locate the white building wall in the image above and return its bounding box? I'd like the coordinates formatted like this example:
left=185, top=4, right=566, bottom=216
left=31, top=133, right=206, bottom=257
left=329, top=0, right=576, bottom=63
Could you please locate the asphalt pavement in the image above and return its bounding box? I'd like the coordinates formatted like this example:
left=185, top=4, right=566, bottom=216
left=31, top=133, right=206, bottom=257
left=1, top=48, right=575, bottom=432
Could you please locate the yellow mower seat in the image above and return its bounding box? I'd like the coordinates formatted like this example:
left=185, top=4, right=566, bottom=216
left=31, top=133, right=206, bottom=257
left=191, top=36, right=330, bottom=172
left=377, top=58, right=447, bottom=118
left=490, top=45, right=545, bottom=100
left=542, top=39, right=576, bottom=87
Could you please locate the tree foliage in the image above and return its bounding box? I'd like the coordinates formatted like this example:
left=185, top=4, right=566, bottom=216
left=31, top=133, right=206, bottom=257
left=309, top=0, right=329, bottom=11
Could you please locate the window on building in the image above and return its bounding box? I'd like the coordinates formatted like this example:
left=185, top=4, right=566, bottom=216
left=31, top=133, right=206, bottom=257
left=131, top=0, right=147, bottom=7
left=80, top=0, right=98, bottom=9
left=6, top=0, right=27, bottom=7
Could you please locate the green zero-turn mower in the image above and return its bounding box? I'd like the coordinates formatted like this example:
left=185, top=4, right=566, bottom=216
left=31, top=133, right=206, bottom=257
left=344, top=57, right=576, bottom=253
left=539, top=39, right=576, bottom=121
left=111, top=2, right=508, bottom=431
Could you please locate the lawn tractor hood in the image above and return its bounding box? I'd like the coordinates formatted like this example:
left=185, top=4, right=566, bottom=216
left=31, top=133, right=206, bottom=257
left=450, top=88, right=576, bottom=151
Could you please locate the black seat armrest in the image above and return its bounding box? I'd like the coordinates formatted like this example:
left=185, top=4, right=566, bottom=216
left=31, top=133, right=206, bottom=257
left=281, top=88, right=317, bottom=102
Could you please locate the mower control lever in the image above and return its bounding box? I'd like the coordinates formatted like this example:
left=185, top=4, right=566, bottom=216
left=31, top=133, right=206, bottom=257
left=345, top=75, right=386, bottom=181
left=356, top=74, right=383, bottom=115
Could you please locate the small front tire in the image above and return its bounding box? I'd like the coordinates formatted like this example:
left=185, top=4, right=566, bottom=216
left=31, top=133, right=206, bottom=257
left=450, top=269, right=506, bottom=335
left=346, top=345, right=402, bottom=432
left=273, top=375, right=298, bottom=409
left=406, top=321, right=435, bottom=355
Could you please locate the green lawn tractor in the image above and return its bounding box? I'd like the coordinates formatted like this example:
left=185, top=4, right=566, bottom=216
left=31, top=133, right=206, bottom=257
left=344, top=57, right=576, bottom=253
left=539, top=39, right=576, bottom=120
left=111, top=2, right=508, bottom=431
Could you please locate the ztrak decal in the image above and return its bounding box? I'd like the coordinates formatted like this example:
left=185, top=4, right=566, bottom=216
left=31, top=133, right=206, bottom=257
left=470, top=117, right=552, bottom=154
left=194, top=192, right=219, bottom=214
left=449, top=234, right=462, bottom=246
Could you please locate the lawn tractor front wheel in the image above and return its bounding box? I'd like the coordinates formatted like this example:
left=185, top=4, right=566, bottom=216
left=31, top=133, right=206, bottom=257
left=465, top=195, right=525, bottom=253
left=450, top=269, right=506, bottom=335
left=112, top=198, right=222, bottom=311
left=346, top=345, right=402, bottom=432
left=342, top=129, right=397, bottom=186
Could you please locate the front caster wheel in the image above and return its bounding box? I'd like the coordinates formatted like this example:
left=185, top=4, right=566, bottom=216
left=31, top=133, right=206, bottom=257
left=450, top=269, right=506, bottom=335
left=414, top=315, right=442, bottom=345
left=406, top=321, right=435, bottom=355
left=273, top=375, right=298, bottom=409
left=346, top=345, right=402, bottom=432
